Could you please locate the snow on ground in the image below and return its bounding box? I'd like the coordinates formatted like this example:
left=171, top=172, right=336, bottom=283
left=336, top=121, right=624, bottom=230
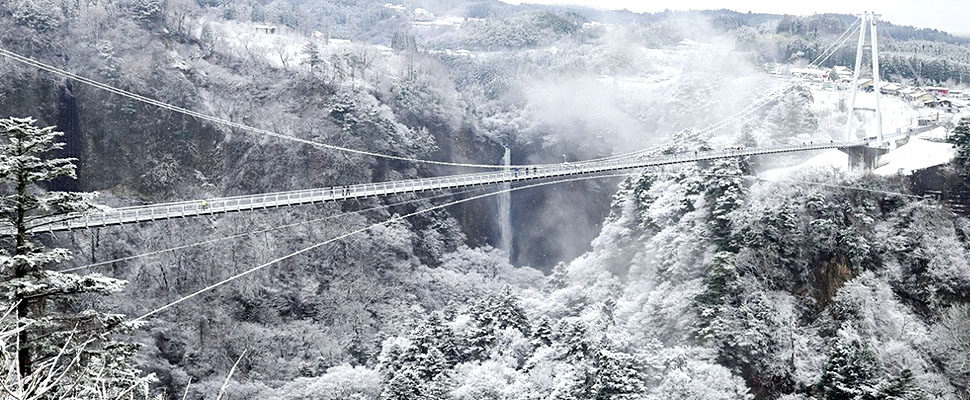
left=759, top=138, right=955, bottom=179
left=594, top=75, right=678, bottom=91
left=206, top=19, right=396, bottom=71
left=873, top=138, right=955, bottom=176
left=412, top=15, right=469, bottom=28
left=917, top=126, right=948, bottom=141
left=759, top=149, right=848, bottom=180
left=853, top=92, right=919, bottom=137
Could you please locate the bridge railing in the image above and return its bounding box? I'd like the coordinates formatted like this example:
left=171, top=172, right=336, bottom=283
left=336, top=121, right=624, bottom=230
left=28, top=139, right=869, bottom=232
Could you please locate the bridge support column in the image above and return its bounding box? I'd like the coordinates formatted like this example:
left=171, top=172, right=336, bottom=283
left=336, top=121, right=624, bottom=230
left=839, top=146, right=888, bottom=172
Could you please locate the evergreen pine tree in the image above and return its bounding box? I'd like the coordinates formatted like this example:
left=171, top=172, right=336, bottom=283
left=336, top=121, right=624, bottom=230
left=865, top=369, right=927, bottom=400
left=380, top=312, right=458, bottom=400
left=380, top=369, right=422, bottom=400
left=555, top=320, right=591, bottom=363
left=405, top=313, right=456, bottom=378
left=696, top=251, right=744, bottom=362
left=706, top=157, right=750, bottom=252
left=493, top=286, right=530, bottom=334
left=588, top=338, right=646, bottom=400
left=546, top=262, right=569, bottom=292
left=696, top=252, right=741, bottom=326
left=0, top=117, right=151, bottom=396
left=465, top=286, right=531, bottom=360
left=766, top=85, right=818, bottom=143
left=737, top=122, right=758, bottom=148
left=302, top=42, right=322, bottom=73
left=817, top=335, right=882, bottom=400
left=531, top=316, right=554, bottom=348
left=948, top=117, right=970, bottom=177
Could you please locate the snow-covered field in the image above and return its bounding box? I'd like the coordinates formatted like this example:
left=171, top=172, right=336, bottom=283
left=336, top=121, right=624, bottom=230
left=412, top=15, right=469, bottom=28
left=873, top=138, right=955, bottom=176
left=759, top=136, right=955, bottom=179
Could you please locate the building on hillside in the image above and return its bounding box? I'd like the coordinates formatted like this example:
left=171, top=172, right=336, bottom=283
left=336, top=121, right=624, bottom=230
left=918, top=108, right=942, bottom=126
left=915, top=93, right=937, bottom=105
left=899, top=87, right=919, bottom=99
left=764, top=62, right=783, bottom=75
left=925, top=86, right=950, bottom=96
left=254, top=25, right=277, bottom=34
left=790, top=67, right=829, bottom=81
left=414, top=8, right=435, bottom=22
left=833, top=65, right=853, bottom=81
left=858, top=79, right=874, bottom=92
left=938, top=98, right=967, bottom=113
left=880, top=82, right=903, bottom=96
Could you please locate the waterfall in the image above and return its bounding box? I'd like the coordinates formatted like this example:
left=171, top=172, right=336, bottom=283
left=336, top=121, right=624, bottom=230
left=498, top=146, right=513, bottom=260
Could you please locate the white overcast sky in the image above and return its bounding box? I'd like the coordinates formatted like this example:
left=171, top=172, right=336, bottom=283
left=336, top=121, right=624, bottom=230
left=499, top=0, right=970, bottom=34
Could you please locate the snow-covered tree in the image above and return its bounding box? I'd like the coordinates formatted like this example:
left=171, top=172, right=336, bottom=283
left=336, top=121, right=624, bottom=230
left=816, top=332, right=882, bottom=400
left=381, top=369, right=423, bottom=400
left=127, top=0, right=164, bottom=25
left=378, top=311, right=460, bottom=399
left=766, top=85, right=818, bottom=143
left=866, top=369, right=927, bottom=400
left=0, top=117, right=151, bottom=396
left=928, top=305, right=970, bottom=397
left=705, top=157, right=750, bottom=252
left=555, top=320, right=591, bottom=363
left=531, top=316, right=554, bottom=348
left=696, top=252, right=741, bottom=332
left=587, top=338, right=646, bottom=399
left=11, top=0, right=61, bottom=32
left=737, top=122, right=758, bottom=148
left=465, top=286, right=531, bottom=360
left=949, top=117, right=970, bottom=177
left=302, top=42, right=322, bottom=73
left=546, top=262, right=569, bottom=292
left=269, top=364, right=381, bottom=400
left=95, top=40, right=122, bottom=80
left=199, top=23, right=216, bottom=58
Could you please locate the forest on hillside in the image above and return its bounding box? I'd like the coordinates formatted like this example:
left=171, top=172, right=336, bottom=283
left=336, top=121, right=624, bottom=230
left=1, top=0, right=970, bottom=399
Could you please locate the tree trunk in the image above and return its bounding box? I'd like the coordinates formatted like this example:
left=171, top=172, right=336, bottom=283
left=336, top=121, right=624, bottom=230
left=15, top=171, right=32, bottom=377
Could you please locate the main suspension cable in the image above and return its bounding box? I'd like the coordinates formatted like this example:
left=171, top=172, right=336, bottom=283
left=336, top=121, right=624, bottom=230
left=0, top=47, right=516, bottom=170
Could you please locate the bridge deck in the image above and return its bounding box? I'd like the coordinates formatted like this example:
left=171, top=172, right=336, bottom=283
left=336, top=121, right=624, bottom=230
left=30, top=140, right=870, bottom=232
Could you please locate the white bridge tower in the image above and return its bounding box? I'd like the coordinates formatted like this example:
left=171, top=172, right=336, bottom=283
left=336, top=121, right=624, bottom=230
left=846, top=11, right=884, bottom=144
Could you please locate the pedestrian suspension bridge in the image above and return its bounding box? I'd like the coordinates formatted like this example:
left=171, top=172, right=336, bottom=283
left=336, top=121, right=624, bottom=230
left=0, top=10, right=919, bottom=321
left=33, top=138, right=888, bottom=232
left=6, top=11, right=907, bottom=234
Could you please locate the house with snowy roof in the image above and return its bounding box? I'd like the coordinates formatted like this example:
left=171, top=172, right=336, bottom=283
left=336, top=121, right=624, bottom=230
left=790, top=67, right=829, bottom=81
left=254, top=25, right=277, bottom=34
left=832, top=65, right=853, bottom=81
left=879, top=82, right=903, bottom=95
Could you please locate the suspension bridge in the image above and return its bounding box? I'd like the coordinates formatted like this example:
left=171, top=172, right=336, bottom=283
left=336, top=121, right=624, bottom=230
left=0, top=11, right=919, bottom=321
left=31, top=139, right=879, bottom=232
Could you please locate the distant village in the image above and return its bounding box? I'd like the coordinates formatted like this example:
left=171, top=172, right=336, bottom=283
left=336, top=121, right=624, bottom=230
left=768, top=63, right=968, bottom=123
